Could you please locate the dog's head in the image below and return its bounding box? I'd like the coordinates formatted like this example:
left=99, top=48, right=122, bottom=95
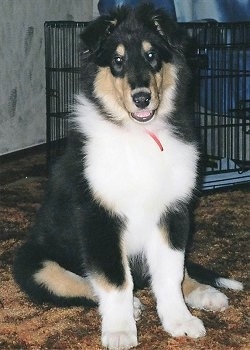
left=80, top=4, right=189, bottom=125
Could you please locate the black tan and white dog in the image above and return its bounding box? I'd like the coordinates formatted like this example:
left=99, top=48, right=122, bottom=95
left=14, top=4, right=243, bottom=349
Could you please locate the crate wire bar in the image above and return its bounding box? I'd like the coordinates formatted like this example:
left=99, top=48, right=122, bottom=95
left=45, top=21, right=88, bottom=166
left=44, top=21, right=250, bottom=190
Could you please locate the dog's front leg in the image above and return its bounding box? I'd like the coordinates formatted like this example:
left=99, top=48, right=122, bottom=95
left=89, top=261, right=137, bottom=350
left=145, top=224, right=206, bottom=339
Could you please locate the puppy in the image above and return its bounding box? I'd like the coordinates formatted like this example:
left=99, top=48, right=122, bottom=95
left=14, top=4, right=243, bottom=349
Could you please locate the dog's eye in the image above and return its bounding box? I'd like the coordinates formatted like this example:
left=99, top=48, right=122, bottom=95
left=112, top=56, right=124, bottom=68
left=145, top=51, right=157, bottom=63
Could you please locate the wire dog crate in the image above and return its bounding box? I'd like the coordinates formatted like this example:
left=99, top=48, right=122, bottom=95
left=182, top=21, right=250, bottom=189
left=45, top=21, right=250, bottom=190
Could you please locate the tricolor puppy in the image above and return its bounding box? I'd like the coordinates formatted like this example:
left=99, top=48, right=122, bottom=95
left=14, top=4, right=243, bottom=349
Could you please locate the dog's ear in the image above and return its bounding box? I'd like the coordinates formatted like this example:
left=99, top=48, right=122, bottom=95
left=80, top=16, right=117, bottom=54
left=138, top=4, right=189, bottom=55
left=152, top=14, right=188, bottom=54
left=80, top=6, right=131, bottom=56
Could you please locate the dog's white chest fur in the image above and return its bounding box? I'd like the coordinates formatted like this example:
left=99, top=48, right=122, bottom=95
left=75, top=97, right=198, bottom=251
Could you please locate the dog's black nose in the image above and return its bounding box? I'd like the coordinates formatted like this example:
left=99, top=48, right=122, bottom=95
left=132, top=92, right=151, bottom=109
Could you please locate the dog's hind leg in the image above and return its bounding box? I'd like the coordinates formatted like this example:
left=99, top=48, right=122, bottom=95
left=13, top=244, right=97, bottom=306
left=33, top=260, right=97, bottom=303
left=182, top=270, right=229, bottom=311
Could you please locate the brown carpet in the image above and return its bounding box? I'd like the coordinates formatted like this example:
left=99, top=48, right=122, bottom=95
left=0, top=151, right=249, bottom=349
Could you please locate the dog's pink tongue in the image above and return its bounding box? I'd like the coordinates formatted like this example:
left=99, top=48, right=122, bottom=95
left=134, top=110, right=152, bottom=119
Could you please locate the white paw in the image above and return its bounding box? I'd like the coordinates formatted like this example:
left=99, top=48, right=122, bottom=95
left=102, top=331, right=138, bottom=350
left=185, top=286, right=229, bottom=311
left=163, top=316, right=206, bottom=338
left=133, top=297, right=144, bottom=321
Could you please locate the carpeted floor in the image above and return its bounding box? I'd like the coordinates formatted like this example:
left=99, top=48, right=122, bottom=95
left=0, top=151, right=249, bottom=349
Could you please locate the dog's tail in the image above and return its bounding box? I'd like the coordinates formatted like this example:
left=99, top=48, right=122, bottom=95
left=186, top=262, right=243, bottom=290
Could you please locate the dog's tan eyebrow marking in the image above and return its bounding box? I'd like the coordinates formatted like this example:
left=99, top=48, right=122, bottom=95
left=142, top=41, right=152, bottom=52
left=116, top=44, right=125, bottom=56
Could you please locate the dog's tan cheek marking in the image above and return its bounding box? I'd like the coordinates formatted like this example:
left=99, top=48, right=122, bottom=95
left=113, top=75, right=125, bottom=103
left=155, top=62, right=176, bottom=94
left=94, top=67, right=114, bottom=98
left=34, top=260, right=96, bottom=300
left=161, top=62, right=176, bottom=90
left=156, top=62, right=177, bottom=115
left=94, top=67, right=127, bottom=117
left=94, top=68, right=133, bottom=118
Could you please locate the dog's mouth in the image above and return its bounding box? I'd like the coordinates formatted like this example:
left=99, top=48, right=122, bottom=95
left=130, top=110, right=155, bottom=123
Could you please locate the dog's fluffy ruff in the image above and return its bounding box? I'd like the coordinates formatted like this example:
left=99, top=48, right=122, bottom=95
left=74, top=95, right=199, bottom=224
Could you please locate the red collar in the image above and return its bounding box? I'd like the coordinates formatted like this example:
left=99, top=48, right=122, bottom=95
left=145, top=130, right=164, bottom=152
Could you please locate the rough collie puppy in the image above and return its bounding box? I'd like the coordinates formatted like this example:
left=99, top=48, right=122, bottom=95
left=14, top=4, right=243, bottom=349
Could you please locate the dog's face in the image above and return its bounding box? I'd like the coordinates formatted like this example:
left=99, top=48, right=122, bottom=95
left=81, top=4, right=188, bottom=125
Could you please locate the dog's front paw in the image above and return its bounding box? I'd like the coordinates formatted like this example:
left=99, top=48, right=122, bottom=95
left=185, top=285, right=229, bottom=311
left=163, top=316, right=206, bottom=338
left=102, top=331, right=138, bottom=350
